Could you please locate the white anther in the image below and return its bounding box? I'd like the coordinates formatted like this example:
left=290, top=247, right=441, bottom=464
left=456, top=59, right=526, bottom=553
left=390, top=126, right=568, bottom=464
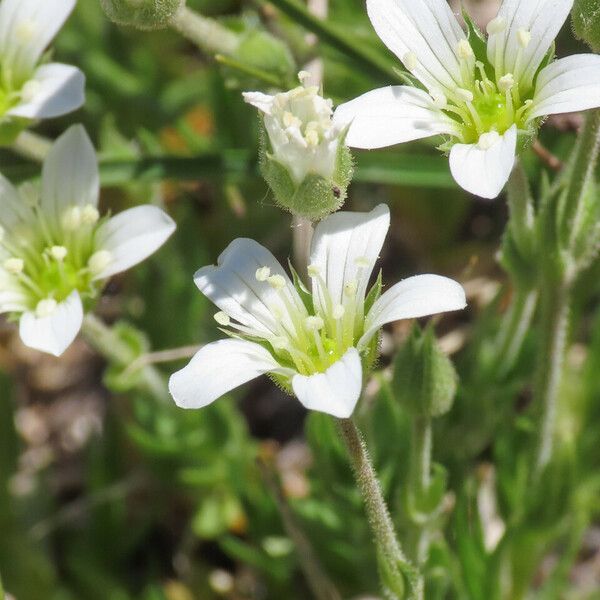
left=298, top=70, right=311, bottom=84
left=307, top=264, right=321, bottom=278
left=16, top=21, right=37, bottom=42
left=256, top=266, right=271, bottom=282
left=88, top=250, right=112, bottom=275
left=478, top=131, right=501, bottom=150
left=20, top=80, right=40, bottom=103
left=305, top=129, right=319, bottom=147
left=355, top=256, right=370, bottom=268
left=403, top=52, right=418, bottom=71
left=35, top=298, right=57, bottom=318
left=4, top=257, right=24, bottom=274
left=62, top=206, right=82, bottom=231
left=498, top=73, right=515, bottom=92
left=49, top=246, right=68, bottom=261
left=305, top=315, right=324, bottom=331
left=82, top=205, right=100, bottom=225
left=486, top=16, right=506, bottom=35
left=283, top=111, right=301, bottom=129
left=214, top=311, right=231, bottom=326
left=457, top=39, right=474, bottom=59
left=517, top=29, right=531, bottom=49
left=455, top=88, right=474, bottom=103
left=344, top=281, right=358, bottom=297
left=267, top=274, right=286, bottom=290
left=332, top=304, right=345, bottom=320
left=430, top=90, right=447, bottom=109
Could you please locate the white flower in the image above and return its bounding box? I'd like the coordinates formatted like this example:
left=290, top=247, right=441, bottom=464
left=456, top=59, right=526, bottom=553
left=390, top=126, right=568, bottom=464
left=243, top=72, right=343, bottom=185
left=0, top=125, right=176, bottom=356
left=334, top=0, right=600, bottom=199
left=169, top=205, right=466, bottom=419
left=0, top=0, right=85, bottom=128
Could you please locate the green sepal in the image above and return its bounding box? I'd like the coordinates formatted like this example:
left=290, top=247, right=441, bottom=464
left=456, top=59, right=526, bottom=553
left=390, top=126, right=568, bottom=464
left=405, top=463, right=448, bottom=524
left=392, top=324, right=458, bottom=418
left=463, top=10, right=489, bottom=68
left=572, top=0, right=600, bottom=52
left=499, top=229, right=537, bottom=290
left=364, top=269, right=383, bottom=315
left=0, top=117, right=31, bottom=146
left=100, top=0, right=183, bottom=30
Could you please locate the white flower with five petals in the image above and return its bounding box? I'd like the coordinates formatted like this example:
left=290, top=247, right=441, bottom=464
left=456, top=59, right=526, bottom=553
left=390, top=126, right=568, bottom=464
left=334, top=0, right=600, bottom=199
left=0, top=0, right=85, bottom=135
left=0, top=125, right=175, bottom=356
left=169, top=205, right=466, bottom=418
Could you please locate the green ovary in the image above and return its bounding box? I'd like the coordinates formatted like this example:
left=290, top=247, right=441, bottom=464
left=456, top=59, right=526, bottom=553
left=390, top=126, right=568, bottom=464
left=473, top=93, right=513, bottom=134
left=36, top=260, right=94, bottom=302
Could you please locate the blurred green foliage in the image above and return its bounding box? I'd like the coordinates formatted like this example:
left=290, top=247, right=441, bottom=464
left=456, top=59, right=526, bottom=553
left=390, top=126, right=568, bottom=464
left=1, top=1, right=600, bottom=600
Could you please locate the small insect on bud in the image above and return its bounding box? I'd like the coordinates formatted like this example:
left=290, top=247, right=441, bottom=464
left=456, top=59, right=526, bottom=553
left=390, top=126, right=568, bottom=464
left=100, top=0, right=184, bottom=31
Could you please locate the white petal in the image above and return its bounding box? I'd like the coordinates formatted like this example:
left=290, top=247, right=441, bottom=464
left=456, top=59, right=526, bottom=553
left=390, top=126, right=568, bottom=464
left=0, top=0, right=76, bottom=78
left=334, top=86, right=459, bottom=149
left=449, top=125, right=517, bottom=199
left=41, top=125, right=99, bottom=224
left=0, top=173, right=34, bottom=229
left=309, top=204, right=390, bottom=316
left=194, top=238, right=307, bottom=338
left=7, top=63, right=85, bottom=119
left=18, top=290, right=83, bottom=357
left=292, top=347, right=362, bottom=418
left=360, top=275, right=466, bottom=347
left=169, top=338, right=290, bottom=409
left=242, top=91, right=275, bottom=115
left=487, top=0, right=573, bottom=88
left=94, top=205, right=176, bottom=279
left=528, top=54, right=600, bottom=120
left=366, top=0, right=465, bottom=93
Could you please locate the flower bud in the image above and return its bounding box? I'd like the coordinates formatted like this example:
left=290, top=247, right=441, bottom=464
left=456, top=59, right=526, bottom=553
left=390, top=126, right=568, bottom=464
left=243, top=75, right=353, bottom=220
left=392, top=325, right=457, bottom=418
left=100, top=0, right=183, bottom=30
left=572, top=0, right=600, bottom=52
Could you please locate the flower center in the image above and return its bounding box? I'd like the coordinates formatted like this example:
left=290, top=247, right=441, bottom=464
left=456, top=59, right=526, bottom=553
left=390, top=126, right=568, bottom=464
left=1, top=203, right=109, bottom=312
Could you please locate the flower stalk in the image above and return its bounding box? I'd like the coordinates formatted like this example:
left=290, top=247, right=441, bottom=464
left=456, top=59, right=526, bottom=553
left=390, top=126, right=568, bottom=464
left=337, top=418, right=421, bottom=600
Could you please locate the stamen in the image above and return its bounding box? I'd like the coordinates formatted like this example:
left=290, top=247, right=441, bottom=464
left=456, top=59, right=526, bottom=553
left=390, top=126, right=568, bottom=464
left=3, top=257, right=24, bottom=274
left=62, top=206, right=82, bottom=231
left=403, top=52, right=418, bottom=72
left=354, top=256, right=370, bottom=269
left=455, top=88, right=474, bottom=103
left=214, top=311, right=231, bottom=326
left=305, top=315, right=324, bottom=331
left=486, top=16, right=506, bottom=35
left=297, top=70, right=311, bottom=84
left=255, top=266, right=271, bottom=282
left=457, top=39, right=474, bottom=60
left=88, top=250, right=112, bottom=275
left=430, top=90, right=447, bottom=109
left=283, top=111, right=301, bottom=129
left=36, top=298, right=58, bottom=318
left=267, top=274, right=286, bottom=290
left=344, top=281, right=357, bottom=297
left=305, top=129, right=319, bottom=147
left=82, top=205, right=100, bottom=225
left=498, top=73, right=515, bottom=92
left=307, top=264, right=321, bottom=278
left=49, top=246, right=68, bottom=261
left=332, top=304, right=345, bottom=320
left=21, top=80, right=40, bottom=103
left=478, top=131, right=501, bottom=150
left=517, top=29, right=531, bottom=49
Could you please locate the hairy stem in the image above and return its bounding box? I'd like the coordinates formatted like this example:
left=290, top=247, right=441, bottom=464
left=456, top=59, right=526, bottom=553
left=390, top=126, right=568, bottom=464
left=562, top=109, right=600, bottom=249
left=81, top=313, right=169, bottom=403
left=507, top=162, right=535, bottom=259
left=338, top=418, right=419, bottom=599
left=170, top=5, right=240, bottom=55
left=532, top=284, right=569, bottom=478
left=258, top=456, right=341, bottom=600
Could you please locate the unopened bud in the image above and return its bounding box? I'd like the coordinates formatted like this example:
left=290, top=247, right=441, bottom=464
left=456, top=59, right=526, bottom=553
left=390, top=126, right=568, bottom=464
left=392, top=325, right=458, bottom=418
left=100, top=0, right=183, bottom=30
left=572, top=0, right=600, bottom=52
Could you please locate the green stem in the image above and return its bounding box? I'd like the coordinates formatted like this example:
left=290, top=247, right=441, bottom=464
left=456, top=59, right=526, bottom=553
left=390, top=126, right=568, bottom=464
left=264, top=0, right=403, bottom=84
left=493, top=288, right=538, bottom=379
left=337, top=418, right=420, bottom=599
left=409, top=415, right=432, bottom=571
left=532, top=283, right=569, bottom=478
left=506, top=162, right=535, bottom=259
left=81, top=313, right=169, bottom=403
left=170, top=5, right=240, bottom=56
left=561, top=109, right=600, bottom=249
